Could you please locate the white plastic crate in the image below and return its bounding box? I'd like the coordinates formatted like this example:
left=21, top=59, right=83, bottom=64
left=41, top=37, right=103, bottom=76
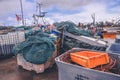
left=0, top=31, right=25, bottom=55
left=0, top=31, right=25, bottom=45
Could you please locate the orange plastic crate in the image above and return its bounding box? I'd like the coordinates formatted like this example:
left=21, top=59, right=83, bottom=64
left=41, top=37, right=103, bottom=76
left=70, top=51, right=109, bottom=68
left=103, top=33, right=116, bottom=39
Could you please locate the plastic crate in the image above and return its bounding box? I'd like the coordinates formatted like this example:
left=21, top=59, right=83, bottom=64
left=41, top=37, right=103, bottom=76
left=17, top=51, right=57, bottom=73
left=106, top=43, right=120, bottom=54
left=55, top=48, right=120, bottom=80
left=70, top=51, right=109, bottom=68
left=0, top=31, right=25, bottom=55
left=103, top=33, right=116, bottom=39
left=115, top=38, right=120, bottom=43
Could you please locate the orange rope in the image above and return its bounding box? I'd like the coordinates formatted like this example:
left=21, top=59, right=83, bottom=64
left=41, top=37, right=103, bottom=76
left=94, top=57, right=116, bottom=72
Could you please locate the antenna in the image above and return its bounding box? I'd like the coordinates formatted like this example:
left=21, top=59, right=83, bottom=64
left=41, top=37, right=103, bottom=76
left=35, top=2, right=49, bottom=25
left=36, top=2, right=47, bottom=17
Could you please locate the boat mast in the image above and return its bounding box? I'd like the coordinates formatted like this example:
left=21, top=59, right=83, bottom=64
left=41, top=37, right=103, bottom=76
left=92, top=13, right=95, bottom=27
left=38, top=3, right=42, bottom=17
left=36, top=3, right=48, bottom=25
left=20, top=0, right=24, bottom=26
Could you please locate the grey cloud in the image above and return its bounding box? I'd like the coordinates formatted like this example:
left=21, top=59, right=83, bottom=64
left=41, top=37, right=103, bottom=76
left=0, top=0, right=35, bottom=18
left=37, top=0, right=93, bottom=10
left=0, top=0, right=20, bottom=15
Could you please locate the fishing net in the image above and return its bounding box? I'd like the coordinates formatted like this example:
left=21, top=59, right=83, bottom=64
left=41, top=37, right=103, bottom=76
left=54, top=21, right=90, bottom=36
left=25, top=29, right=42, bottom=39
left=13, top=32, right=56, bottom=64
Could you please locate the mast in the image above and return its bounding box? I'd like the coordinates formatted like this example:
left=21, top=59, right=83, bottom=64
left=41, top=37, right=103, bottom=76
left=38, top=3, right=42, bottom=17
left=37, top=3, right=46, bottom=17
left=36, top=3, right=48, bottom=25
left=91, top=13, right=95, bottom=27
left=20, top=0, right=24, bottom=26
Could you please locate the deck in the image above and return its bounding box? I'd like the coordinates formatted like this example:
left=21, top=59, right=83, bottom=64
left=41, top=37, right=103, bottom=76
left=0, top=57, right=58, bottom=80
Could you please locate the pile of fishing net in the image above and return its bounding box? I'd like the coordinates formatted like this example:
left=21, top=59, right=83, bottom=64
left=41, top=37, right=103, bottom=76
left=13, top=32, right=56, bottom=64
left=25, top=29, right=41, bottom=39
left=54, top=21, right=90, bottom=37
left=25, top=29, right=52, bottom=39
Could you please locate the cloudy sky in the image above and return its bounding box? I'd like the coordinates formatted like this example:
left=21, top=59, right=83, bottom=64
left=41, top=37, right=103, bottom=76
left=0, top=0, right=120, bottom=26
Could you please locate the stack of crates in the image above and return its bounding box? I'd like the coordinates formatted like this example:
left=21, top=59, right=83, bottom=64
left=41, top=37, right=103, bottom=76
left=0, top=31, right=25, bottom=56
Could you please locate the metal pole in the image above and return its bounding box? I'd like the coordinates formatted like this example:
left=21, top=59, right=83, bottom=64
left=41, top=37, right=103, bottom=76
left=94, top=13, right=95, bottom=26
left=39, top=3, right=41, bottom=16
left=20, top=0, right=24, bottom=26
left=93, top=13, right=95, bottom=26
